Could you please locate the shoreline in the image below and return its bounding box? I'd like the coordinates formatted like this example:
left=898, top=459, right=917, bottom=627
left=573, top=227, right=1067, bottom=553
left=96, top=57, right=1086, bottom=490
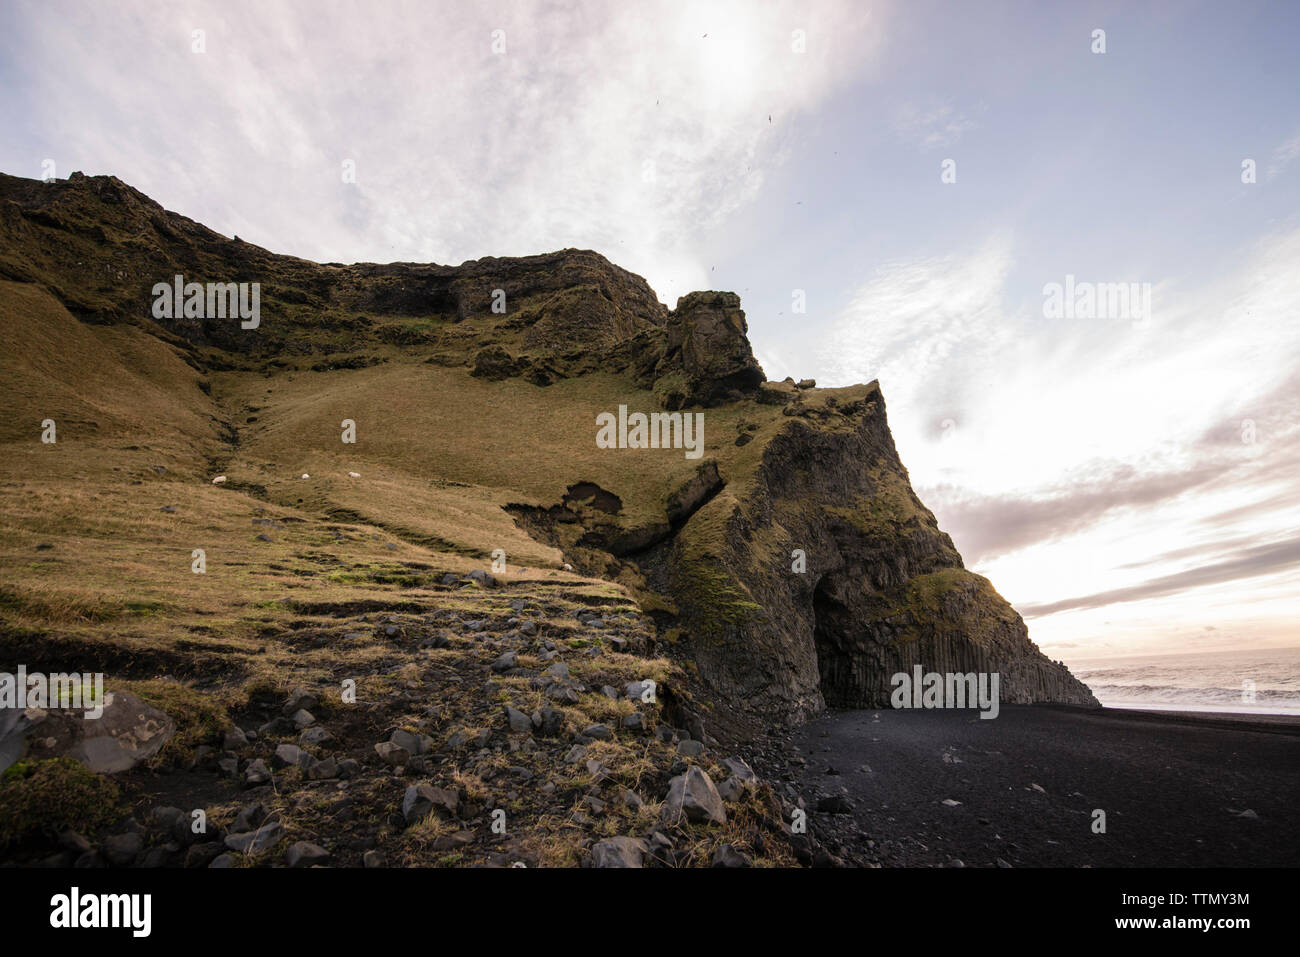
left=1089, top=702, right=1300, bottom=733
left=744, top=702, right=1300, bottom=867
left=1101, top=701, right=1300, bottom=718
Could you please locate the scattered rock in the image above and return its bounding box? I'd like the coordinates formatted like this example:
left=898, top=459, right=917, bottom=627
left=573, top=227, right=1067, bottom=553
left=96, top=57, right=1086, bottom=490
left=504, top=707, right=533, bottom=734
left=590, top=836, right=646, bottom=868
left=102, top=832, right=143, bottom=866
left=374, top=742, right=409, bottom=766
left=286, top=842, right=330, bottom=868
left=712, top=843, right=753, bottom=868
left=663, top=767, right=726, bottom=825
left=817, top=794, right=855, bottom=814
left=402, top=784, right=459, bottom=825
left=275, top=743, right=311, bottom=768
left=223, top=821, right=284, bottom=855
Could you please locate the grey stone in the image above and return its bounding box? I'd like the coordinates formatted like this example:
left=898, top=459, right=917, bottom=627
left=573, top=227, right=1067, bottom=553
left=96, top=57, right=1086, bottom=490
left=402, top=784, right=459, bottom=825
left=712, top=843, right=753, bottom=868
left=243, top=758, right=272, bottom=786
left=299, top=726, right=333, bottom=747
left=306, top=757, right=338, bottom=780
left=286, top=841, right=330, bottom=868
left=721, top=756, right=757, bottom=784
left=103, top=832, right=143, bottom=866
left=817, top=794, right=854, bottom=814
left=591, top=836, right=646, bottom=868
left=534, top=707, right=565, bottom=737
left=676, top=739, right=705, bottom=758
left=282, top=688, right=318, bottom=716
left=273, top=743, right=307, bottom=768
left=223, top=821, right=284, bottom=855
left=231, top=802, right=266, bottom=834
left=663, top=767, right=726, bottom=825
left=504, top=706, right=532, bottom=734
left=390, top=729, right=431, bottom=755
left=374, top=741, right=409, bottom=766
left=592, top=837, right=647, bottom=868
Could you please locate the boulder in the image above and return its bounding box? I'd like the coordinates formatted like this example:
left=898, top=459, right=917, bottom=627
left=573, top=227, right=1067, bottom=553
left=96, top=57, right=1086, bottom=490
left=24, top=691, right=174, bottom=773
left=223, top=821, right=284, bottom=855
left=402, top=784, right=459, bottom=825
left=712, top=843, right=753, bottom=868
left=591, top=836, right=647, bottom=868
left=663, top=767, right=726, bottom=825
left=286, top=842, right=330, bottom=868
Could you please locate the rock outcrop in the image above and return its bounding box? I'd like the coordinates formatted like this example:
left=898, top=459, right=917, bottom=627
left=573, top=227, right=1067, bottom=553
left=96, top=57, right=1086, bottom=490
left=652, top=291, right=765, bottom=408
left=640, top=385, right=1099, bottom=726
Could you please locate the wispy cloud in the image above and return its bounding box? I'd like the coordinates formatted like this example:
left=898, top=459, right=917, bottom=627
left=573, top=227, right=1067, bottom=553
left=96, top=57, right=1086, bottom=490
left=893, top=99, right=978, bottom=149
left=1266, top=129, right=1300, bottom=181
left=819, top=227, right=1300, bottom=653
left=0, top=0, right=880, bottom=305
left=1019, top=537, right=1300, bottom=617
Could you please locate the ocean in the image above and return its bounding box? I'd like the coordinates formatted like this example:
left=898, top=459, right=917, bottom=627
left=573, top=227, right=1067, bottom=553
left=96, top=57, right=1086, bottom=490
left=1069, top=646, right=1300, bottom=715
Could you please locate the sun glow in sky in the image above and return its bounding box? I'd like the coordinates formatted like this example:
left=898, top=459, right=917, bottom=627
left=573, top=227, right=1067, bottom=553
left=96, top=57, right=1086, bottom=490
left=2, top=0, right=1297, bottom=664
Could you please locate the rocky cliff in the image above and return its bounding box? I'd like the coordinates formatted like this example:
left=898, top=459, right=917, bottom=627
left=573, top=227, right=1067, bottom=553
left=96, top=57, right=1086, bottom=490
left=0, top=171, right=1097, bottom=744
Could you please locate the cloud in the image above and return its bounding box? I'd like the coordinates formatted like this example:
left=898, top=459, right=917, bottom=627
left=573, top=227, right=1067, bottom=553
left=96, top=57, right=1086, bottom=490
left=1266, top=129, right=1300, bottom=181
left=819, top=235, right=1016, bottom=415
left=892, top=99, right=978, bottom=150
left=921, top=460, right=1234, bottom=563
left=1018, top=537, right=1300, bottom=618
left=0, top=0, right=881, bottom=305
left=819, top=226, right=1300, bottom=638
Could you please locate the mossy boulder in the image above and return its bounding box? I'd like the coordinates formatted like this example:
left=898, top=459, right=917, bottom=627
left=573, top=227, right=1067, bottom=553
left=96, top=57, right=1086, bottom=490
left=0, top=757, right=121, bottom=845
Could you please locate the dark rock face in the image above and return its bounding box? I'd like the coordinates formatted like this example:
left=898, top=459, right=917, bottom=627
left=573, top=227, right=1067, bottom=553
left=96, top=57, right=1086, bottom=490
left=652, top=291, right=765, bottom=409
left=0, top=172, right=668, bottom=367
left=640, top=386, right=1098, bottom=731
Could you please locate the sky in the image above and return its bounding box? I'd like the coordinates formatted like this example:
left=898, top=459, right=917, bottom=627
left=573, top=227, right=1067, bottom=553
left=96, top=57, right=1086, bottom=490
left=2, top=0, right=1298, bottom=664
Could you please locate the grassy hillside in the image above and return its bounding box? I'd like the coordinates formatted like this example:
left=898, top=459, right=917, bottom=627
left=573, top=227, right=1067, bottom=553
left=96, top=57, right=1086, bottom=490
left=0, top=278, right=799, bottom=867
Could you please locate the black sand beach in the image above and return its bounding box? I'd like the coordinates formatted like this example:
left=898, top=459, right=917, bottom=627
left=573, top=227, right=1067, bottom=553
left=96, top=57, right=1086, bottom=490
left=753, top=705, right=1300, bottom=867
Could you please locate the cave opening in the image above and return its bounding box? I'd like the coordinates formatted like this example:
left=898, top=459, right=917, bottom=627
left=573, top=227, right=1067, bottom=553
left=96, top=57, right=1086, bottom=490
left=812, top=575, right=863, bottom=708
